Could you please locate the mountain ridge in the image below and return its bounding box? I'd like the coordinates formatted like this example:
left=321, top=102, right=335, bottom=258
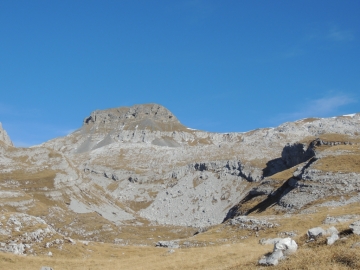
left=1, top=104, right=360, bottom=269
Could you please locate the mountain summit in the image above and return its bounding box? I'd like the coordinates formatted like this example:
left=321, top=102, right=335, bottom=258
left=47, top=103, right=204, bottom=152
left=82, top=103, right=187, bottom=132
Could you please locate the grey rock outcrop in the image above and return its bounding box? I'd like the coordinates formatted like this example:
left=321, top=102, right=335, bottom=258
left=259, top=238, right=297, bottom=266
left=350, top=220, right=360, bottom=235
left=0, top=242, right=25, bottom=255
left=229, top=216, right=279, bottom=230
left=262, top=158, right=360, bottom=213
left=307, top=227, right=326, bottom=239
left=327, top=233, right=339, bottom=245
left=83, top=103, right=181, bottom=127
left=156, top=240, right=179, bottom=249
left=323, top=215, right=360, bottom=224
left=0, top=122, right=13, bottom=146
left=281, top=142, right=315, bottom=168
left=0, top=213, right=60, bottom=255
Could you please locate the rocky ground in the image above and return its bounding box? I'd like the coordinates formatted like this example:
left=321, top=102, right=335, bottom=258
left=0, top=104, right=360, bottom=269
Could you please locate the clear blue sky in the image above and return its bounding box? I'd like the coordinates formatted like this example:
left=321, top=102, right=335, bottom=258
left=1, top=0, right=359, bottom=146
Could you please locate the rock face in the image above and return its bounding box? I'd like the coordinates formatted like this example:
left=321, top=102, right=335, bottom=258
left=0, top=122, right=12, bottom=146
left=83, top=103, right=181, bottom=128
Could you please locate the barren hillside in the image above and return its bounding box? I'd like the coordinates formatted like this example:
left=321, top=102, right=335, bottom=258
left=1, top=104, right=360, bottom=269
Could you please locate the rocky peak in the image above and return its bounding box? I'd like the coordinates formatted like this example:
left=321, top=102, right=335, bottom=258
left=0, top=122, right=13, bottom=146
left=82, top=103, right=186, bottom=132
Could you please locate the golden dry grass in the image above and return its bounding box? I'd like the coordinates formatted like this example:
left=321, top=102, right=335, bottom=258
left=314, top=155, right=360, bottom=173
left=269, top=167, right=297, bottom=181
left=1, top=202, right=360, bottom=269
left=247, top=234, right=360, bottom=270
left=300, top=133, right=360, bottom=144
left=0, top=240, right=269, bottom=270
left=299, top=117, right=320, bottom=123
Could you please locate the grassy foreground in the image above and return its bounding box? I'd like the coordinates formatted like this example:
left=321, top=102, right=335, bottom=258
left=1, top=233, right=360, bottom=270
left=0, top=240, right=268, bottom=270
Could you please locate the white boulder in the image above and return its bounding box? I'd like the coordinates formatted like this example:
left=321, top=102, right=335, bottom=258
left=326, top=226, right=339, bottom=235
left=259, top=249, right=284, bottom=266
left=350, top=220, right=360, bottom=235
left=307, top=227, right=326, bottom=239
left=327, top=234, right=339, bottom=245
left=274, top=237, right=298, bottom=255
left=259, top=238, right=298, bottom=266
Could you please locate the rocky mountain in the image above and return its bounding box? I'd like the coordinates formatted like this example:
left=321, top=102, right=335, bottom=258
left=1, top=104, right=360, bottom=268
left=42, top=105, right=360, bottom=226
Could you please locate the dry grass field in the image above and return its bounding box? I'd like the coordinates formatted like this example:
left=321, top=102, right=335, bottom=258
left=1, top=202, right=360, bottom=270
left=0, top=240, right=268, bottom=270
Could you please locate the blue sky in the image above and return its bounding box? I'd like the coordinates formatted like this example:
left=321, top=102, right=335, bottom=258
left=0, top=0, right=359, bottom=146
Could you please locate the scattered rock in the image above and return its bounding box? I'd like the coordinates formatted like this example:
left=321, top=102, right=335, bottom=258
left=323, top=215, right=360, bottom=224
left=259, top=238, right=283, bottom=245
left=229, top=216, right=279, bottom=231
left=307, top=227, right=326, bottom=239
left=64, top=237, right=76, bottom=245
left=278, top=231, right=298, bottom=237
left=4, top=242, right=26, bottom=255
left=156, top=241, right=179, bottom=249
left=259, top=238, right=298, bottom=266
left=349, top=220, right=360, bottom=235
left=114, top=238, right=124, bottom=244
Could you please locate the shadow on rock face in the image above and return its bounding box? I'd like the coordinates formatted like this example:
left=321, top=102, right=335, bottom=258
left=263, top=142, right=316, bottom=178
left=223, top=156, right=318, bottom=221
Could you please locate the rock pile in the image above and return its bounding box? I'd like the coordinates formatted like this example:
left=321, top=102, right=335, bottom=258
left=0, top=213, right=65, bottom=255
left=229, top=216, right=279, bottom=230
left=307, top=226, right=339, bottom=245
